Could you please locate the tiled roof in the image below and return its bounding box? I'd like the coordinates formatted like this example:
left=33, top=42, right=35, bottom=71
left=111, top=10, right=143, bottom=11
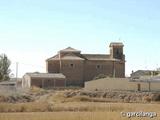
left=47, top=53, right=121, bottom=61
left=25, top=73, right=66, bottom=79
left=47, top=53, right=85, bottom=60
left=61, top=53, right=85, bottom=60
left=46, top=54, right=59, bottom=61
left=60, top=47, right=81, bottom=53
left=82, top=54, right=119, bottom=61
left=47, top=46, right=123, bottom=61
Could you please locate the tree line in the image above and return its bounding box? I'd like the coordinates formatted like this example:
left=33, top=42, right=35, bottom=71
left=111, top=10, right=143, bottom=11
left=0, top=54, right=11, bottom=82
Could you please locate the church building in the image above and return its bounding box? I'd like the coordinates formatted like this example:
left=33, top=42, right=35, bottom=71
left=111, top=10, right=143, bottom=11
left=46, top=42, right=125, bottom=86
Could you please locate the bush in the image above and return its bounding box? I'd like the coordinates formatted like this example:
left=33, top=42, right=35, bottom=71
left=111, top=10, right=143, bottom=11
left=93, top=74, right=108, bottom=80
left=142, top=96, right=152, bottom=103
left=152, top=94, right=160, bottom=101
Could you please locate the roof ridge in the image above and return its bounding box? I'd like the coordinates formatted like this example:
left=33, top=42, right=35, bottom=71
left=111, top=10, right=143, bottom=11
left=82, top=54, right=108, bottom=55
left=60, top=47, right=81, bottom=52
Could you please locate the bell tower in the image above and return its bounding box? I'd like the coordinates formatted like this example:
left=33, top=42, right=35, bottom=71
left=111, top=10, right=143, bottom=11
left=110, top=42, right=124, bottom=60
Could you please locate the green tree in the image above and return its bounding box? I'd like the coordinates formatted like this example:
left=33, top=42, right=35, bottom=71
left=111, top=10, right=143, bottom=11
left=0, top=54, right=11, bottom=81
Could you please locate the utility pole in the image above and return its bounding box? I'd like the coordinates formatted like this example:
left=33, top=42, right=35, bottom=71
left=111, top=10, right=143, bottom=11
left=15, top=62, right=18, bottom=90
left=59, top=52, right=62, bottom=72
left=113, top=61, right=116, bottom=78
left=16, top=62, right=18, bottom=81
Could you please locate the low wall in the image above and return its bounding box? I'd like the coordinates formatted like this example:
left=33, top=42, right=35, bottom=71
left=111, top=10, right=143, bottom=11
left=85, top=78, right=160, bottom=91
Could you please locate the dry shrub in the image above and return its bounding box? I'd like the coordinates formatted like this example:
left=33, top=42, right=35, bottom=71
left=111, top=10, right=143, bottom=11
left=20, top=106, right=27, bottom=112
left=0, top=103, right=21, bottom=112
left=0, top=102, right=50, bottom=112
left=93, top=74, right=108, bottom=80
left=30, top=86, right=44, bottom=93
left=151, top=93, right=160, bottom=101
left=123, top=96, right=130, bottom=103
left=142, top=96, right=152, bottom=103
left=72, top=96, right=92, bottom=102
left=0, top=95, right=7, bottom=102
left=0, top=94, right=33, bottom=103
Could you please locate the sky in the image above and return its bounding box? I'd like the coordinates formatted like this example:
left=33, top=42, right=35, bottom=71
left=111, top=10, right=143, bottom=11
left=0, top=0, right=160, bottom=77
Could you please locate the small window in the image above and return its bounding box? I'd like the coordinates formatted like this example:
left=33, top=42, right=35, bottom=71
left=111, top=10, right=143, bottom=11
left=96, top=65, right=101, bottom=69
left=70, top=64, right=74, bottom=68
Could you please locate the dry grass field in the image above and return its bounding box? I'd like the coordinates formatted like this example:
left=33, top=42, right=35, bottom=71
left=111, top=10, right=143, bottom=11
left=0, top=112, right=155, bottom=120
left=0, top=88, right=160, bottom=120
left=0, top=102, right=159, bottom=120
left=0, top=112, right=131, bottom=120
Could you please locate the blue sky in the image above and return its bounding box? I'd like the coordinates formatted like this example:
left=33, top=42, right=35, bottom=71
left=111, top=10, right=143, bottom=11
left=0, top=0, right=160, bottom=77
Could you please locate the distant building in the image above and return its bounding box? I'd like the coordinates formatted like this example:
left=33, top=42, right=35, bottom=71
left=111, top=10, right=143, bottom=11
left=22, top=73, right=66, bottom=88
left=131, top=70, right=160, bottom=79
left=0, top=80, right=16, bottom=86
left=46, top=42, right=125, bottom=86
left=10, top=78, right=22, bottom=88
left=0, top=80, right=17, bottom=92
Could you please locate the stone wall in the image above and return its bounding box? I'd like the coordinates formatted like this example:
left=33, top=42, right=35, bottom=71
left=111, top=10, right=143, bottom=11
left=47, top=60, right=60, bottom=73
left=60, top=60, right=84, bottom=86
left=46, top=59, right=125, bottom=86
left=84, top=60, right=113, bottom=81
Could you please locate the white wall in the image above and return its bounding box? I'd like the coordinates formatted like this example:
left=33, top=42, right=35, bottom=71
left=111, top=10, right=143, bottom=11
left=85, top=78, right=160, bottom=91
left=22, top=75, right=31, bottom=88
